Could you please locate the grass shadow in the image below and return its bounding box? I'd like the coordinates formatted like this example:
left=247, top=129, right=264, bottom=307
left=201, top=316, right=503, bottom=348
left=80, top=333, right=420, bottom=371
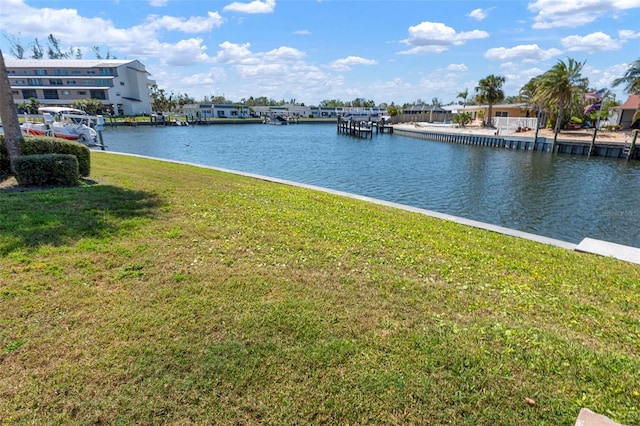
left=0, top=184, right=162, bottom=254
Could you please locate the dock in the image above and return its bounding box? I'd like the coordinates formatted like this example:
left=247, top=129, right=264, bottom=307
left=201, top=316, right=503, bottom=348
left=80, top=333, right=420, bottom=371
left=337, top=118, right=394, bottom=138
left=337, top=118, right=373, bottom=138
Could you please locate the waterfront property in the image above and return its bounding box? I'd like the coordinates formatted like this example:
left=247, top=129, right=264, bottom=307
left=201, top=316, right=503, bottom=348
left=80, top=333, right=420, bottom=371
left=612, top=94, right=640, bottom=129
left=5, top=58, right=156, bottom=116
left=182, top=103, right=251, bottom=121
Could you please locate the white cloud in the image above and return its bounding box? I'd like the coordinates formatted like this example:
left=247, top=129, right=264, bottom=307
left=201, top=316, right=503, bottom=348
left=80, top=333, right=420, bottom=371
left=145, top=12, right=224, bottom=33
left=484, top=44, right=562, bottom=63
left=447, top=63, right=468, bottom=72
left=294, top=30, right=311, bottom=35
left=329, top=56, right=378, bottom=71
left=149, top=0, right=169, bottom=6
left=223, top=0, right=276, bottom=14
left=561, top=32, right=621, bottom=52
left=263, top=46, right=306, bottom=62
left=215, top=41, right=255, bottom=64
left=468, top=8, right=489, bottom=21
left=399, top=21, right=489, bottom=54
left=619, top=29, right=640, bottom=39
left=528, top=0, right=640, bottom=29
left=163, top=38, right=212, bottom=66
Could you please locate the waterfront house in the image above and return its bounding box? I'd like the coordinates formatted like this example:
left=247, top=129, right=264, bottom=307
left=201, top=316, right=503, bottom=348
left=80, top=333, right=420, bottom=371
left=182, top=104, right=250, bottom=120
left=443, top=103, right=531, bottom=124
left=612, top=95, right=640, bottom=129
left=5, top=58, right=155, bottom=116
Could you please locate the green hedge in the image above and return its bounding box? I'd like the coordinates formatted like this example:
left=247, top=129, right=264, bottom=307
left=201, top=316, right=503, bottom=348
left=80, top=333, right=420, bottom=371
left=21, top=136, right=90, bottom=177
left=0, top=135, right=91, bottom=177
left=13, top=154, right=80, bottom=187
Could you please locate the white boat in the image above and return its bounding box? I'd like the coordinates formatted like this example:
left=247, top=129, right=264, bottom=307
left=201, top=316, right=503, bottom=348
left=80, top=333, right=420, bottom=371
left=21, top=107, right=98, bottom=145
left=262, top=112, right=298, bottom=125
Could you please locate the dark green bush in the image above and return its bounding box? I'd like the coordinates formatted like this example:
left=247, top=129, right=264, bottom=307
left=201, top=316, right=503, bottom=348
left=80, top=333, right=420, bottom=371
left=14, top=154, right=80, bottom=187
left=21, top=136, right=90, bottom=177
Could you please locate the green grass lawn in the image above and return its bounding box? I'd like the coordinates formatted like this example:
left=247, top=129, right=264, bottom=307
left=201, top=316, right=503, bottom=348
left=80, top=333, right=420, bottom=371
left=1, top=152, right=639, bottom=425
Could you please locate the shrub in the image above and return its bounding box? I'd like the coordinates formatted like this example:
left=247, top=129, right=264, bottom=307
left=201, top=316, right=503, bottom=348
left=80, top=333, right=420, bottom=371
left=13, top=154, right=80, bottom=187
left=20, top=136, right=91, bottom=177
left=602, top=124, right=622, bottom=131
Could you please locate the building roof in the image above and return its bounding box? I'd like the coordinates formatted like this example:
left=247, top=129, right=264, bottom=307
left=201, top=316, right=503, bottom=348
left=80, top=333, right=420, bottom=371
left=613, top=94, right=640, bottom=110
left=5, top=58, right=143, bottom=69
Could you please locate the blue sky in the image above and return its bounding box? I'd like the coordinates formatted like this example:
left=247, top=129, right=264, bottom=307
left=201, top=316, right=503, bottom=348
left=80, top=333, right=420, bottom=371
left=1, top=0, right=639, bottom=105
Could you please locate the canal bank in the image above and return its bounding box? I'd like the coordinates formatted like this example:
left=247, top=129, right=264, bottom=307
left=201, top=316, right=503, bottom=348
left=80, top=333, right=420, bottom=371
left=393, top=123, right=639, bottom=161
left=91, top=124, right=640, bottom=250
left=100, top=151, right=640, bottom=265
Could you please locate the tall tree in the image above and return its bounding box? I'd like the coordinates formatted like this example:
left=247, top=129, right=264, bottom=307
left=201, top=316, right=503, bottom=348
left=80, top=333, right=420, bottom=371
left=456, top=88, right=469, bottom=106
left=475, top=74, right=506, bottom=127
left=4, top=34, right=25, bottom=59
left=612, top=58, right=640, bottom=95
left=535, top=58, right=588, bottom=145
left=0, top=50, right=23, bottom=174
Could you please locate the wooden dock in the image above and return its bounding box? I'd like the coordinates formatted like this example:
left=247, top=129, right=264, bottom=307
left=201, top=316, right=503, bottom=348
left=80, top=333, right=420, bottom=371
left=337, top=118, right=373, bottom=138
left=374, top=121, right=393, bottom=134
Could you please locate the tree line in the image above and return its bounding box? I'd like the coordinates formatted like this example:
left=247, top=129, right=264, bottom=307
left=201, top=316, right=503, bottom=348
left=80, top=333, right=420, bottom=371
left=4, top=33, right=115, bottom=60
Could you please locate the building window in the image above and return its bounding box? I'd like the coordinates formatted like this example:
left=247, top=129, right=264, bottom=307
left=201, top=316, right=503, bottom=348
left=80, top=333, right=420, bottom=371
left=27, top=78, right=43, bottom=85
left=77, top=91, right=87, bottom=95
left=72, top=70, right=81, bottom=75
left=90, top=90, right=107, bottom=100
left=43, top=89, right=59, bottom=99
left=15, top=79, right=26, bottom=85
left=49, top=78, right=63, bottom=86
left=8, top=70, right=15, bottom=75
left=87, top=70, right=96, bottom=75
left=61, top=90, right=71, bottom=96
left=66, top=80, right=76, bottom=85
left=120, top=81, right=125, bottom=86
left=22, top=89, right=37, bottom=98
left=54, top=69, right=68, bottom=75
left=34, top=69, right=48, bottom=76
left=495, top=111, right=508, bottom=118
left=99, top=68, right=115, bottom=76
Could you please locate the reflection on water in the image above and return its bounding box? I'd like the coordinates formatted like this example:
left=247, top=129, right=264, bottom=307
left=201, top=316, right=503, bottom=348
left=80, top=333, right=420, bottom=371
left=103, top=123, right=640, bottom=247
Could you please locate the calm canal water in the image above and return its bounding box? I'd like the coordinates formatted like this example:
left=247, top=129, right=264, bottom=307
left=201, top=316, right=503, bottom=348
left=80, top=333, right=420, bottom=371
left=102, top=123, right=640, bottom=248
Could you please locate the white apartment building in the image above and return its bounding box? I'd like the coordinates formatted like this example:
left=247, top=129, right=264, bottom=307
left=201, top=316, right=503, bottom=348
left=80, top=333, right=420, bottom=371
left=5, top=58, right=156, bottom=116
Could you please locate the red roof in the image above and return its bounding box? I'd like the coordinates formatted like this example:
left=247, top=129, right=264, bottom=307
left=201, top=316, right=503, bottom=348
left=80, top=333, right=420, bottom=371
left=615, top=94, right=640, bottom=110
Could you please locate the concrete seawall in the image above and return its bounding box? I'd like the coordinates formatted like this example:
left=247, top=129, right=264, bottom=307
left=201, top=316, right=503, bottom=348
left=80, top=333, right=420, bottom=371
left=393, top=126, right=639, bottom=160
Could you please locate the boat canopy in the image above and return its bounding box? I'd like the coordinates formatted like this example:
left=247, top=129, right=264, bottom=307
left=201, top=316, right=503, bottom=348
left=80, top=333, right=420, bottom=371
left=38, top=107, right=87, bottom=115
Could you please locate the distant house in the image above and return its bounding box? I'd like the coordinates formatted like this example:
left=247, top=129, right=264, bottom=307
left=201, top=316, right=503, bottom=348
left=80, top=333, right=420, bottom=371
left=443, top=103, right=531, bottom=124
left=612, top=95, right=640, bottom=129
left=182, top=103, right=250, bottom=119
left=5, top=58, right=155, bottom=116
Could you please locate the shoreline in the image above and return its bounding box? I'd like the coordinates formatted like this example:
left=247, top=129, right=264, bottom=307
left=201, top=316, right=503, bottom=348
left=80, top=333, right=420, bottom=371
left=393, top=122, right=633, bottom=144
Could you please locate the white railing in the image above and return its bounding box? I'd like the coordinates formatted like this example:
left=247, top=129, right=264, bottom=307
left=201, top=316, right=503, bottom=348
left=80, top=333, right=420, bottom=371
left=492, top=117, right=538, bottom=135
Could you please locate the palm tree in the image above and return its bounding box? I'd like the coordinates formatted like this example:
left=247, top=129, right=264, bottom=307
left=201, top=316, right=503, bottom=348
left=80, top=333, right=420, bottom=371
left=612, top=58, right=640, bottom=95
left=535, top=58, right=588, bottom=146
left=520, top=76, right=546, bottom=138
left=456, top=88, right=469, bottom=106
left=475, top=74, right=506, bottom=127
left=0, top=49, right=23, bottom=174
